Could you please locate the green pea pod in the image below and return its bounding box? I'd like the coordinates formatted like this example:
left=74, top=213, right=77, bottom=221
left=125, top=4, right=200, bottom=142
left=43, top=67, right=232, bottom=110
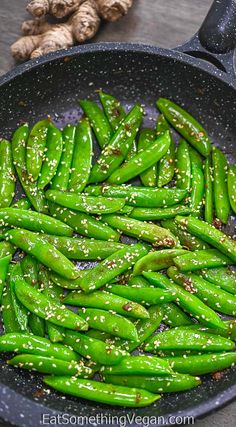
left=175, top=140, right=191, bottom=191
left=14, top=275, right=88, bottom=331
left=137, top=129, right=157, bottom=187
left=156, top=115, right=175, bottom=187
left=177, top=322, right=236, bottom=341
left=63, top=330, right=127, bottom=365
left=0, top=241, right=15, bottom=257
left=228, top=164, right=236, bottom=213
left=12, top=123, right=48, bottom=213
left=190, top=163, right=204, bottom=217
left=0, top=208, right=73, bottom=236
left=89, top=104, right=143, bottom=183
left=102, top=214, right=177, bottom=247
left=85, top=184, right=187, bottom=208
left=68, top=119, right=93, bottom=193
left=9, top=264, right=29, bottom=332
left=130, top=205, right=191, bottom=221
left=168, top=267, right=236, bottom=316
left=0, top=333, right=80, bottom=361
left=161, top=219, right=209, bottom=251
left=128, top=275, right=154, bottom=288
left=99, top=91, right=126, bottom=131
left=144, top=327, right=234, bottom=353
left=50, top=270, right=89, bottom=290
left=143, top=272, right=226, bottom=329
left=162, top=303, right=194, bottom=327
left=46, top=190, right=126, bottom=214
left=200, top=267, right=236, bottom=295
left=79, top=308, right=138, bottom=341
left=204, top=157, right=213, bottom=223
left=86, top=330, right=112, bottom=342
left=26, top=119, right=49, bottom=181
left=38, top=124, right=63, bottom=190
left=107, top=284, right=175, bottom=306
left=2, top=282, right=21, bottom=333
left=175, top=215, right=236, bottom=263
left=80, top=99, right=113, bottom=148
left=43, top=376, right=160, bottom=407
left=101, top=355, right=173, bottom=376
left=173, top=248, right=232, bottom=271
left=212, top=147, right=230, bottom=224
left=11, top=197, right=31, bottom=210
left=103, top=373, right=201, bottom=393
left=64, top=290, right=149, bottom=319
left=5, top=229, right=80, bottom=279
left=108, top=131, right=171, bottom=184
left=133, top=249, right=187, bottom=276
left=166, top=352, right=236, bottom=375
left=8, top=354, right=94, bottom=377
left=49, top=203, right=120, bottom=241
left=0, top=255, right=11, bottom=303
left=51, top=124, right=75, bottom=191
left=0, top=139, right=15, bottom=208
left=78, top=244, right=148, bottom=293
left=157, top=98, right=211, bottom=157
left=43, top=234, right=125, bottom=260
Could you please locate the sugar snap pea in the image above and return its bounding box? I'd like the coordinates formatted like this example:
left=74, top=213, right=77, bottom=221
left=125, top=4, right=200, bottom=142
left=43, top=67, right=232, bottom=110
left=156, top=115, right=175, bottom=187
left=51, top=124, right=75, bottom=191
left=166, top=352, right=236, bottom=375
left=11, top=197, right=31, bottom=210
left=79, top=308, right=138, bottom=341
left=103, top=373, right=201, bottom=393
left=101, top=355, right=173, bottom=376
left=175, top=140, right=191, bottom=191
left=175, top=215, right=236, bottom=263
left=108, top=131, right=171, bottom=184
left=133, top=249, right=187, bottom=276
left=80, top=99, right=112, bottom=148
left=0, top=139, right=15, bottom=208
left=161, top=219, right=209, bottom=251
left=190, top=162, right=204, bottom=217
left=1, top=281, right=21, bottom=333
left=107, top=284, right=175, bottom=306
left=228, top=164, right=236, bottom=213
left=173, top=248, right=232, bottom=271
left=0, top=333, right=80, bottom=361
left=9, top=264, right=29, bottom=332
left=63, top=330, right=127, bottom=365
left=157, top=98, right=211, bottom=156
left=12, top=123, right=48, bottom=213
left=68, top=119, right=92, bottom=193
left=200, top=267, right=236, bottom=295
left=99, top=91, right=126, bottom=131
left=89, top=104, right=143, bottom=183
left=162, top=303, right=194, bottom=327
left=38, top=124, right=63, bottom=189
left=0, top=255, right=11, bottom=303
left=130, top=205, right=191, bottom=221
left=0, top=241, right=15, bottom=257
left=204, top=156, right=213, bottom=223
left=177, top=322, right=236, bottom=341
left=26, top=119, right=49, bottom=181
left=5, top=229, right=80, bottom=279
left=212, top=147, right=230, bottom=224
left=137, top=129, right=157, bottom=187
left=50, top=270, right=89, bottom=290
left=43, top=376, right=160, bottom=407
left=102, top=214, right=177, bottom=246
left=78, top=244, right=148, bottom=293
left=64, top=290, right=149, bottom=319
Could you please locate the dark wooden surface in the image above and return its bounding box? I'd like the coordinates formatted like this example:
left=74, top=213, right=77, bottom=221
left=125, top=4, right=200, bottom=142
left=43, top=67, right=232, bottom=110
left=0, top=1, right=236, bottom=426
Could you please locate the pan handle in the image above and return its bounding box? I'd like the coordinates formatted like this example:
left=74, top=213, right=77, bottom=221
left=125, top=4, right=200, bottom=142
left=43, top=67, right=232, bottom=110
left=175, top=0, right=236, bottom=81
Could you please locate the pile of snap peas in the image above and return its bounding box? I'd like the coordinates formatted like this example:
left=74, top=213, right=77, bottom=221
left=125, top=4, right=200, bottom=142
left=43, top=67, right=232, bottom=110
left=0, top=91, right=236, bottom=408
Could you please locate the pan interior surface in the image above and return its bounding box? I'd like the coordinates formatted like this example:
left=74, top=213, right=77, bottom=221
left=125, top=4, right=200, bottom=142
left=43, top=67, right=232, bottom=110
left=0, top=45, right=235, bottom=424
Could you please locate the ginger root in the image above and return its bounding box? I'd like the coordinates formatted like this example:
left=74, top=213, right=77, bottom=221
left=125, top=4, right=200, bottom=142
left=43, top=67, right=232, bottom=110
left=11, top=0, right=133, bottom=61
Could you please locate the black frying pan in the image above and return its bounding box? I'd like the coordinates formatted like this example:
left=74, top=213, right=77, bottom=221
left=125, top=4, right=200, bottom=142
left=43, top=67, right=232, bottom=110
left=0, top=1, right=236, bottom=425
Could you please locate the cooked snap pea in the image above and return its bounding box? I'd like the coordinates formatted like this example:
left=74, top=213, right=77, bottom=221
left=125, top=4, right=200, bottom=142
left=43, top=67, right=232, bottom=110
left=78, top=244, right=148, bottom=293
left=43, top=376, right=160, bottom=407
left=1, top=280, right=21, bottom=333
left=162, top=303, right=194, bottom=327
left=12, top=123, right=48, bottom=213
left=177, top=322, right=236, bottom=341
left=64, top=290, right=149, bottom=319
left=200, top=267, right=236, bottom=295
left=204, top=156, right=213, bottom=223
left=166, top=352, right=236, bottom=375
left=101, top=355, right=173, bottom=376
left=212, top=147, right=230, bottom=224
left=9, top=264, right=29, bottom=332
left=102, top=214, right=177, bottom=247
left=50, top=270, right=89, bottom=290
left=103, top=372, right=201, bottom=393
left=99, top=91, right=126, bottom=131
left=0, top=241, right=15, bottom=256
left=157, top=98, right=211, bottom=157
left=89, top=104, right=143, bottom=183
left=11, top=197, right=31, bottom=210
left=228, top=164, right=236, bottom=213
left=175, top=215, right=236, bottom=263
left=173, top=248, right=232, bottom=271
left=156, top=115, right=175, bottom=187
left=68, top=119, right=93, bottom=193
left=38, top=124, right=63, bottom=189
left=133, top=249, right=187, bottom=276
left=5, top=229, right=80, bottom=279
left=108, top=131, right=171, bottom=184
left=130, top=205, right=191, bottom=221
left=63, top=330, right=127, bottom=365
left=51, top=124, right=75, bottom=191
left=106, top=284, right=175, bottom=306
left=0, top=333, right=80, bottom=361
left=26, top=119, right=49, bottom=181
left=0, top=255, right=11, bottom=303
left=137, top=129, right=157, bottom=187
left=80, top=99, right=113, bottom=148
left=190, top=162, right=204, bottom=217
left=79, top=308, right=138, bottom=341
left=0, top=139, right=15, bottom=208
left=175, top=139, right=191, bottom=191
left=161, top=219, right=209, bottom=251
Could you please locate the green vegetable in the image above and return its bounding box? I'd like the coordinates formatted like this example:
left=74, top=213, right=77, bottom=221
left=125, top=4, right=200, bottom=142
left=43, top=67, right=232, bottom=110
left=0, top=139, right=15, bottom=208
left=212, top=147, right=230, bottom=224
left=26, top=119, right=49, bottom=181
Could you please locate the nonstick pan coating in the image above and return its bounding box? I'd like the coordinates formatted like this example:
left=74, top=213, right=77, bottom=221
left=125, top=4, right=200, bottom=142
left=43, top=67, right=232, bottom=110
left=0, top=42, right=236, bottom=426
